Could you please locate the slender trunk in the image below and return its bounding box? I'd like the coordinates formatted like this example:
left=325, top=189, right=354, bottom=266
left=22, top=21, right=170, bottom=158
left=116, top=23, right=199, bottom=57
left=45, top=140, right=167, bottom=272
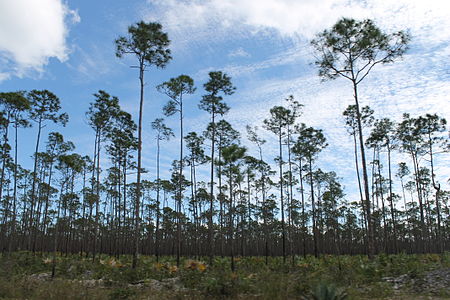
left=41, top=155, right=55, bottom=251
left=309, top=157, right=318, bottom=258
left=428, top=133, right=443, bottom=253
left=29, top=118, right=43, bottom=250
left=246, top=170, right=251, bottom=258
left=176, top=95, right=183, bottom=267
left=400, top=176, right=408, bottom=232
left=155, top=136, right=161, bottom=261
left=190, top=162, right=198, bottom=258
left=41, top=144, right=58, bottom=247
left=219, top=136, right=224, bottom=257
left=377, top=155, right=387, bottom=253
left=93, top=129, right=101, bottom=261
left=133, top=61, right=145, bottom=268
left=88, top=130, right=98, bottom=259
left=193, top=163, right=200, bottom=258
left=371, top=149, right=377, bottom=211
left=229, top=166, right=235, bottom=271
left=287, top=129, right=294, bottom=265
left=8, top=119, right=19, bottom=253
left=80, top=166, right=87, bottom=256
left=0, top=114, right=10, bottom=210
left=352, top=80, right=374, bottom=259
left=208, top=109, right=216, bottom=265
left=387, top=143, right=397, bottom=253
left=317, top=182, right=323, bottom=254
left=52, top=181, right=64, bottom=278
left=20, top=178, right=29, bottom=250
left=123, top=155, right=128, bottom=255
left=278, top=128, right=286, bottom=262
left=411, top=151, right=426, bottom=252
left=32, top=160, right=47, bottom=253
left=353, top=133, right=367, bottom=233
left=299, top=158, right=306, bottom=258
left=257, top=145, right=268, bottom=264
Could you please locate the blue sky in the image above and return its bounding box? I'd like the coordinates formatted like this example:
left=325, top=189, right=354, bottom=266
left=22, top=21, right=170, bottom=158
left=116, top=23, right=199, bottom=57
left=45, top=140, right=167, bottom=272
left=0, top=0, right=449, bottom=204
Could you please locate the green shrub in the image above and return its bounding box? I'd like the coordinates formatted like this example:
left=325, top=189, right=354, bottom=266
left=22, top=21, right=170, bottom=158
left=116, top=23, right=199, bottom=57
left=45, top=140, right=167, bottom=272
left=307, top=282, right=348, bottom=300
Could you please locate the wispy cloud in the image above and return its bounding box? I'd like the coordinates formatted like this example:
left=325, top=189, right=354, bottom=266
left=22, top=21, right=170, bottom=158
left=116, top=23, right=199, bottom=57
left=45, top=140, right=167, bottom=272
left=144, top=0, right=450, bottom=65
left=67, top=44, right=115, bottom=83
left=144, top=1, right=445, bottom=54
left=145, top=0, right=367, bottom=41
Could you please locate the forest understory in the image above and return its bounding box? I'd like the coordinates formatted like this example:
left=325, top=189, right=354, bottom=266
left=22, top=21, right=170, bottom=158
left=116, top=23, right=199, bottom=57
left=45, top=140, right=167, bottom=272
left=0, top=252, right=449, bottom=299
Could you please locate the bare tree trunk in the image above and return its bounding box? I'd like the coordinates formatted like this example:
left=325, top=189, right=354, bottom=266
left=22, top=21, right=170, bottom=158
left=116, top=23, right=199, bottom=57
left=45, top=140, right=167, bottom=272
left=411, top=151, right=426, bottom=252
left=387, top=144, right=398, bottom=253
left=353, top=133, right=367, bottom=233
left=133, top=61, right=145, bottom=269
left=287, top=128, right=295, bottom=265
left=28, top=117, right=43, bottom=251
left=309, top=157, right=318, bottom=258
left=8, top=120, right=19, bottom=253
left=228, top=167, right=235, bottom=271
left=352, top=80, right=374, bottom=259
left=428, top=135, right=443, bottom=253
left=176, top=95, right=183, bottom=267
left=93, top=129, right=101, bottom=261
left=299, top=159, right=306, bottom=258
left=0, top=115, right=10, bottom=215
left=208, top=108, right=216, bottom=265
left=278, top=128, right=286, bottom=263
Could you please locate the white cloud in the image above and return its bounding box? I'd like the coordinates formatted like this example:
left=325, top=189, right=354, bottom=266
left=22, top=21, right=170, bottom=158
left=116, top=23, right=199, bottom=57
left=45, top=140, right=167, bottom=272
left=0, top=0, right=79, bottom=79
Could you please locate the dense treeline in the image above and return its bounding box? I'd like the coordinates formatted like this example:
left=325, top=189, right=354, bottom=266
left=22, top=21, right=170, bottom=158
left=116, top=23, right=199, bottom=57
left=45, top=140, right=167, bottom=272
left=0, top=18, right=449, bottom=271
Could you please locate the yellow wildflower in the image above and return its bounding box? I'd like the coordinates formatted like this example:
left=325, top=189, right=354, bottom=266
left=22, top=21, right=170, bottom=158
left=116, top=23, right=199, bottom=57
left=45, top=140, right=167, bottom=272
left=184, top=260, right=207, bottom=272
left=197, top=262, right=207, bottom=272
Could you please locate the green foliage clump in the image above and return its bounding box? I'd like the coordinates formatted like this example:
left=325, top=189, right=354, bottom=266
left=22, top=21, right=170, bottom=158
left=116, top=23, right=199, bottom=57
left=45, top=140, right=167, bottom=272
left=306, top=282, right=348, bottom=300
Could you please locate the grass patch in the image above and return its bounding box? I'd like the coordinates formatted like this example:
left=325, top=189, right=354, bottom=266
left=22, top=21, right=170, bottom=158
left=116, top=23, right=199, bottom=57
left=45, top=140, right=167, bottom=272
left=0, top=252, right=448, bottom=299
